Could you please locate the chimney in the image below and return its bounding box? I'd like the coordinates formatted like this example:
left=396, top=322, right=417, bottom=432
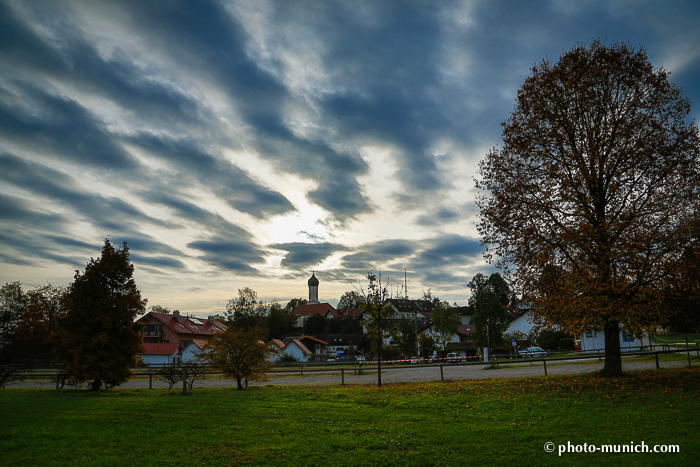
left=173, top=310, right=180, bottom=319
left=207, top=315, right=214, bottom=324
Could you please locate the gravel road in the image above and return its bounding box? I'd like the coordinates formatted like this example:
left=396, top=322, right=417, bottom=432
left=6, top=358, right=689, bottom=390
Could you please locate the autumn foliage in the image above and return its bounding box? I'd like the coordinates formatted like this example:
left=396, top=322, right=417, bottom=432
left=476, top=41, right=700, bottom=375
left=58, top=239, right=146, bottom=390
left=203, top=326, right=277, bottom=390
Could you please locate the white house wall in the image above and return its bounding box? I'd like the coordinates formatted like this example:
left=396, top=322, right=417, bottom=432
left=508, top=311, right=534, bottom=335
left=283, top=342, right=309, bottom=362
left=180, top=344, right=204, bottom=363
left=580, top=329, right=645, bottom=353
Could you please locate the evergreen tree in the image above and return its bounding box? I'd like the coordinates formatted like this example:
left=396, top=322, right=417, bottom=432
left=59, top=239, right=146, bottom=390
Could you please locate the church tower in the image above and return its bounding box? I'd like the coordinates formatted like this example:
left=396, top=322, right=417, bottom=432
left=308, top=271, right=320, bottom=304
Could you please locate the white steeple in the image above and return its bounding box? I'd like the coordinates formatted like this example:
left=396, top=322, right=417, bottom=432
left=308, top=271, right=319, bottom=304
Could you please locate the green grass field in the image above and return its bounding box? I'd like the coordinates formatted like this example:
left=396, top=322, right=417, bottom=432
left=1, top=368, right=699, bottom=466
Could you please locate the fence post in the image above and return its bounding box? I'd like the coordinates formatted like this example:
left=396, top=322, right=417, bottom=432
left=341, top=368, right=345, bottom=385
left=149, top=373, right=152, bottom=390
left=440, top=365, right=444, bottom=381
left=56, top=373, right=59, bottom=390
left=182, top=367, right=187, bottom=393
left=655, top=352, right=659, bottom=369
left=543, top=359, right=547, bottom=376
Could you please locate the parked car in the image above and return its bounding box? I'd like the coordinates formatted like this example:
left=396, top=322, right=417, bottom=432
left=446, top=352, right=462, bottom=362
left=518, top=347, right=547, bottom=357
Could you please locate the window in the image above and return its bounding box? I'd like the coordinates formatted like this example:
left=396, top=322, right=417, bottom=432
left=622, top=331, right=635, bottom=343
left=586, top=331, right=596, bottom=338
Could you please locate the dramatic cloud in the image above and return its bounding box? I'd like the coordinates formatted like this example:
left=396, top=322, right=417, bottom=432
left=272, top=242, right=347, bottom=270
left=1, top=0, right=698, bottom=312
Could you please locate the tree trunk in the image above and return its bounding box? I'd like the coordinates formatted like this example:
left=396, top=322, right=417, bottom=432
left=236, top=377, right=243, bottom=390
left=90, top=379, right=101, bottom=391
left=601, top=322, right=623, bottom=376
left=377, top=337, right=382, bottom=388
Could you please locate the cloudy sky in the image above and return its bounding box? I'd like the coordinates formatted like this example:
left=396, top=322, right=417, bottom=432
left=1, top=0, right=699, bottom=316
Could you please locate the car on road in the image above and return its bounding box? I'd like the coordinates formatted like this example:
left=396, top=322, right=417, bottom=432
left=518, top=347, right=547, bottom=357
left=446, top=352, right=462, bottom=363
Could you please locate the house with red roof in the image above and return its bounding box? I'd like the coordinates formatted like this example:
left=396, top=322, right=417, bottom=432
left=137, top=310, right=227, bottom=348
left=140, top=342, right=182, bottom=365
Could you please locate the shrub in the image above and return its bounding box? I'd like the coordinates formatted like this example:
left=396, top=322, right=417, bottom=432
left=278, top=352, right=299, bottom=363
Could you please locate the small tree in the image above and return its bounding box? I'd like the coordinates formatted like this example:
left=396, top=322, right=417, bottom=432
left=149, top=305, right=171, bottom=314
left=156, top=364, right=182, bottom=391
left=431, top=301, right=460, bottom=355
left=337, top=291, right=366, bottom=310
left=358, top=271, right=393, bottom=387
left=394, top=317, right=418, bottom=357
left=0, top=282, right=28, bottom=388
left=14, top=284, right=66, bottom=364
left=417, top=332, right=438, bottom=359
left=468, top=273, right=510, bottom=306
left=472, top=290, right=511, bottom=355
left=182, top=358, right=208, bottom=391
left=203, top=326, right=277, bottom=390
left=58, top=239, right=146, bottom=390
left=225, top=287, right=269, bottom=331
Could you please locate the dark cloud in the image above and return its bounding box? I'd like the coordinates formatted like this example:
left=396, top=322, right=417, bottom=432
left=271, top=242, right=347, bottom=270
left=0, top=82, right=137, bottom=169
left=0, top=1, right=207, bottom=129
left=114, top=0, right=371, bottom=218
left=131, top=134, right=294, bottom=218
left=129, top=254, right=186, bottom=270
left=145, top=190, right=254, bottom=237
left=0, top=222, right=84, bottom=269
left=0, top=153, right=170, bottom=232
left=309, top=2, right=448, bottom=193
left=0, top=192, right=69, bottom=229
left=308, top=179, right=370, bottom=219
left=187, top=239, right=265, bottom=274
left=340, top=239, right=418, bottom=271
left=414, top=235, right=483, bottom=267
left=416, top=208, right=459, bottom=226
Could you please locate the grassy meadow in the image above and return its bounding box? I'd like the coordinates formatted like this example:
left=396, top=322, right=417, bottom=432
left=1, top=368, right=699, bottom=466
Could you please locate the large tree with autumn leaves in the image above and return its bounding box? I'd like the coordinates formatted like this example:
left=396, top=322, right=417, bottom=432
left=58, top=239, right=146, bottom=390
left=476, top=41, right=700, bottom=375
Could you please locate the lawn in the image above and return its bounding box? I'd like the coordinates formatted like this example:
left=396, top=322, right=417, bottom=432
left=1, top=368, right=698, bottom=466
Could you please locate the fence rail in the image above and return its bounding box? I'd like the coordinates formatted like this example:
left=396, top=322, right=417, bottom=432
left=5, top=346, right=697, bottom=390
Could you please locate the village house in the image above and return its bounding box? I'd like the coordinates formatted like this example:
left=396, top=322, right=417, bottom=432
left=137, top=310, right=227, bottom=347
left=139, top=342, right=182, bottom=366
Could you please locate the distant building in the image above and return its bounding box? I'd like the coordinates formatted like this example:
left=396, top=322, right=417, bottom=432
left=137, top=311, right=227, bottom=348
left=307, top=271, right=320, bottom=304
left=140, top=342, right=182, bottom=365
left=579, top=328, right=645, bottom=353
left=293, top=272, right=338, bottom=326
